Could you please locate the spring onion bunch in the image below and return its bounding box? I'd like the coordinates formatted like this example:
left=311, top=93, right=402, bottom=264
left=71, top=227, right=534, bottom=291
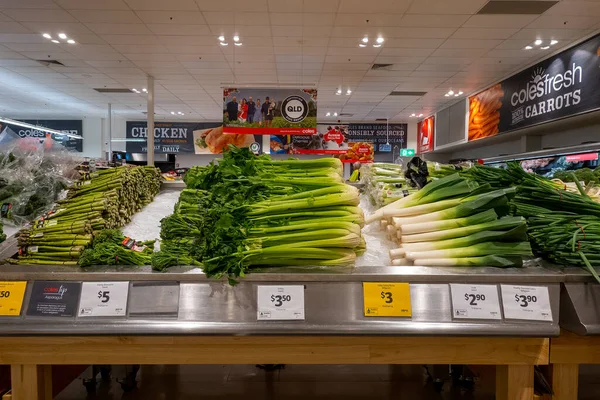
left=154, top=146, right=364, bottom=279
left=464, top=163, right=600, bottom=281
left=358, top=163, right=416, bottom=207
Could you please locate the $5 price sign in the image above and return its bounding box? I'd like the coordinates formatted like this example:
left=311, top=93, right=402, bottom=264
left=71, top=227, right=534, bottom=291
left=98, top=291, right=110, bottom=303
left=78, top=282, right=129, bottom=317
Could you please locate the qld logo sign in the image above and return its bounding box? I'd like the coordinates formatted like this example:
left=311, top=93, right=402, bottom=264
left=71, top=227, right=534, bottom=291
left=281, top=95, right=309, bottom=123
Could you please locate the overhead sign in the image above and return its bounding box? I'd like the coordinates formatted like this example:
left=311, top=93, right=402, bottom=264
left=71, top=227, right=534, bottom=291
left=223, top=88, right=317, bottom=135
left=125, top=121, right=263, bottom=154
left=0, top=119, right=83, bottom=152
left=400, top=148, right=415, bottom=157
left=417, top=116, right=434, bottom=153
left=469, top=34, right=600, bottom=141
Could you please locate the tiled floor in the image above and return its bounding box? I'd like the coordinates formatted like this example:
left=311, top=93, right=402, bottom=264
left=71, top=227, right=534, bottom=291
left=55, top=364, right=495, bottom=400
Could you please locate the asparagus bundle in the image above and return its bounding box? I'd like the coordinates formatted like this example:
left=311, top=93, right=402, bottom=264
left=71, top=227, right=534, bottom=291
left=154, top=146, right=365, bottom=279
left=15, top=165, right=161, bottom=265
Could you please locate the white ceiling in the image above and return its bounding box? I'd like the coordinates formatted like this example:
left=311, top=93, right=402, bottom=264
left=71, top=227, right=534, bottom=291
left=0, top=0, right=598, bottom=122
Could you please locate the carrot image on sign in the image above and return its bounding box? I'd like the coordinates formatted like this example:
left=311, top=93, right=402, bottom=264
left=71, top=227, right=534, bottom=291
left=468, top=84, right=504, bottom=141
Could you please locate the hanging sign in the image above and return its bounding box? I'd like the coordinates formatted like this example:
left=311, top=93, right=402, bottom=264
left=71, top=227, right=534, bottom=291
left=468, top=34, right=600, bottom=141
left=0, top=120, right=83, bottom=152
left=417, top=116, right=434, bottom=153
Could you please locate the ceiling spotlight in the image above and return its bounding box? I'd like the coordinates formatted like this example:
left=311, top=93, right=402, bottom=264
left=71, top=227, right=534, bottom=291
left=178, top=112, right=184, bottom=115
left=326, top=112, right=331, bottom=116
left=454, top=93, right=459, bottom=97
left=359, top=43, right=367, bottom=47
left=218, top=35, right=225, bottom=41
left=51, top=39, right=60, bottom=44
left=132, top=88, right=140, bottom=93
left=234, top=42, right=243, bottom=46
left=534, top=39, right=543, bottom=46
left=419, top=114, right=423, bottom=117
left=67, top=39, right=75, bottom=44
left=362, top=37, right=368, bottom=43
left=220, top=42, right=228, bottom=46
left=142, top=88, right=147, bottom=93
left=458, top=91, right=463, bottom=95
left=524, top=46, right=533, bottom=50
left=550, top=40, right=558, bottom=45
left=448, top=90, right=454, bottom=95
left=42, top=33, right=51, bottom=39
left=336, top=88, right=342, bottom=95
left=376, top=37, right=384, bottom=44
left=58, top=33, right=67, bottom=39
left=541, top=46, right=550, bottom=50
left=333, top=112, right=338, bottom=117
left=410, top=113, right=416, bottom=117
left=233, top=35, right=240, bottom=42
left=346, top=89, right=352, bottom=95
left=373, top=44, right=381, bottom=48
left=171, top=111, right=175, bottom=115
left=444, top=93, right=450, bottom=97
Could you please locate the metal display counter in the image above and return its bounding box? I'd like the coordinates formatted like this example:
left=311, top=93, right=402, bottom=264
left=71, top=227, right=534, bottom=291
left=0, top=264, right=561, bottom=400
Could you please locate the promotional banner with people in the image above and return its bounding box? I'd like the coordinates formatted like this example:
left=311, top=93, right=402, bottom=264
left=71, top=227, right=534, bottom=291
left=223, top=88, right=317, bottom=135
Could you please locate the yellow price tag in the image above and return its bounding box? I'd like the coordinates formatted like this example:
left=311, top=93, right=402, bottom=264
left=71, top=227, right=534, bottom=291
left=363, top=282, right=412, bottom=317
left=0, top=281, right=27, bottom=316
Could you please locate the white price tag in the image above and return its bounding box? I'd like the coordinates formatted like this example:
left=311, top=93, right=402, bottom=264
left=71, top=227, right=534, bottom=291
left=450, top=284, right=501, bottom=320
left=78, top=282, right=129, bottom=317
left=257, top=285, right=305, bottom=320
left=501, top=285, right=552, bottom=322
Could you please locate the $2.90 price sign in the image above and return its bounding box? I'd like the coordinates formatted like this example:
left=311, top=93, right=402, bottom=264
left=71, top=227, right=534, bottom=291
left=257, top=285, right=305, bottom=320
left=363, top=282, right=411, bottom=317
left=450, top=284, right=501, bottom=320
left=0, top=281, right=27, bottom=316
left=501, top=285, right=553, bottom=321
left=78, top=282, right=130, bottom=317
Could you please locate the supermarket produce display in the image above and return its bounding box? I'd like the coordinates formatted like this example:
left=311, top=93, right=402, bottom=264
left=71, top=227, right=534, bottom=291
left=153, top=146, right=365, bottom=279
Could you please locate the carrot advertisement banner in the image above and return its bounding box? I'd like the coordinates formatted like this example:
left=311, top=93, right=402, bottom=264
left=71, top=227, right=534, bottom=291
left=417, top=116, right=434, bottom=153
left=468, top=33, right=600, bottom=141
left=223, top=88, right=317, bottom=135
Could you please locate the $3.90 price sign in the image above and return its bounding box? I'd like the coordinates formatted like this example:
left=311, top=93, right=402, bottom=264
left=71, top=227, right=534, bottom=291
left=257, top=285, right=305, bottom=320
left=78, top=282, right=130, bottom=317
left=500, top=285, right=553, bottom=321
left=450, top=284, right=501, bottom=320
left=363, top=282, right=411, bottom=317
left=0, top=281, right=27, bottom=316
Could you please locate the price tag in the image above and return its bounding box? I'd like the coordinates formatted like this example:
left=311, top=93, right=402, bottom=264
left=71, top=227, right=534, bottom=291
left=450, top=284, right=501, bottom=320
left=0, top=281, right=27, bottom=316
left=501, top=285, right=553, bottom=321
left=78, top=282, right=130, bottom=317
left=257, top=285, right=305, bottom=320
left=363, top=282, right=411, bottom=317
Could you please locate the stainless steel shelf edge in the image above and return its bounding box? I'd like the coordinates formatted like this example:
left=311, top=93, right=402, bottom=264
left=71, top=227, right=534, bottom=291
left=560, top=283, right=600, bottom=335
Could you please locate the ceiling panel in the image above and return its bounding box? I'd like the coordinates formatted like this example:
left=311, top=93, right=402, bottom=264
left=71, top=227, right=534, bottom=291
left=3, top=9, right=76, bottom=22
left=69, top=10, right=143, bottom=24
left=0, top=0, right=59, bottom=9
left=85, top=23, right=153, bottom=35
left=54, top=0, right=129, bottom=9
left=124, top=0, right=199, bottom=10
left=451, top=27, right=520, bottom=40
left=407, top=0, right=488, bottom=15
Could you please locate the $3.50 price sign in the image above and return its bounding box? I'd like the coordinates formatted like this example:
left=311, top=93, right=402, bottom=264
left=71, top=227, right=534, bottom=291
left=363, top=282, right=411, bottom=317
left=78, top=282, right=130, bottom=317
left=450, top=284, right=501, bottom=320
left=257, top=285, right=305, bottom=320
left=0, top=281, right=27, bottom=316
left=501, top=285, right=553, bottom=321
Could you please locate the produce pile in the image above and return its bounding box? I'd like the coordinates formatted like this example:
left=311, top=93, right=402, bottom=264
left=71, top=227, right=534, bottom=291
left=15, top=166, right=162, bottom=266
left=0, top=221, right=5, bottom=244
left=358, top=163, right=415, bottom=207
left=153, top=146, right=365, bottom=280
left=464, top=163, right=600, bottom=280
left=367, top=174, right=532, bottom=267
left=79, top=229, right=154, bottom=268
left=553, top=167, right=600, bottom=185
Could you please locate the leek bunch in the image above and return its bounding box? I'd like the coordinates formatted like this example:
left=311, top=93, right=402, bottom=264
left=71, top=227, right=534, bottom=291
left=367, top=174, right=532, bottom=267
left=154, top=146, right=364, bottom=279
left=359, top=163, right=415, bottom=207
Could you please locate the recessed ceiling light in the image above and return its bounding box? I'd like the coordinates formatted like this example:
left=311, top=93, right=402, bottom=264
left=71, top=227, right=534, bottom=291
left=234, top=42, right=242, bottom=46
left=454, top=93, right=460, bottom=97
left=142, top=88, right=147, bottom=93
left=218, top=35, right=225, bottom=41
left=458, top=91, right=463, bottom=95
left=362, top=37, right=368, bottom=43
left=540, top=46, right=550, bottom=50
left=444, top=93, right=450, bottom=97
left=346, top=89, right=352, bottom=95
left=326, top=112, right=331, bottom=116
left=233, top=35, right=240, bottom=42
left=534, top=39, right=543, bottom=46
left=373, top=44, right=381, bottom=48
left=448, top=90, right=454, bottom=95
left=67, top=39, right=75, bottom=44
left=336, top=88, right=342, bottom=95
left=51, top=39, right=60, bottom=44
left=171, top=111, right=175, bottom=115
left=358, top=43, right=367, bottom=47
left=419, top=114, right=423, bottom=117
left=524, top=45, right=533, bottom=50
left=550, top=40, right=558, bottom=45
left=42, top=33, right=51, bottom=39
left=58, top=33, right=67, bottom=39
left=333, top=112, right=338, bottom=117
left=220, top=42, right=228, bottom=46
left=376, top=37, right=384, bottom=44
left=132, top=88, right=140, bottom=93
left=410, top=113, right=416, bottom=117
